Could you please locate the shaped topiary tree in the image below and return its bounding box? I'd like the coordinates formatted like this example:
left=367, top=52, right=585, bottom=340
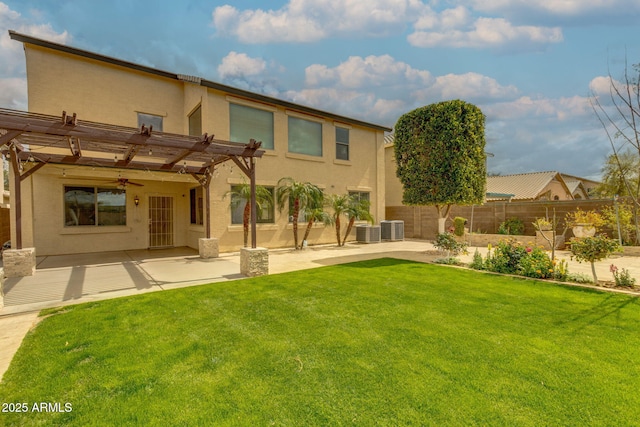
left=394, top=100, right=486, bottom=233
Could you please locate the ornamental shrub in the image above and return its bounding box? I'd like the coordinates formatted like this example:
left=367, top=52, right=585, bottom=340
left=433, top=232, right=467, bottom=256
left=519, top=246, right=554, bottom=279
left=498, top=217, right=525, bottom=235
left=486, top=239, right=527, bottom=274
left=569, top=235, right=621, bottom=282
left=453, top=217, right=467, bottom=237
left=469, top=249, right=484, bottom=270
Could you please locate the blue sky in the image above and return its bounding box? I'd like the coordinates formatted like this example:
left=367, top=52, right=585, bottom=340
left=1, top=0, right=639, bottom=179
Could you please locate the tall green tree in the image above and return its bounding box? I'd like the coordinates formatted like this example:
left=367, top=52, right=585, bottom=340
left=276, top=177, right=324, bottom=250
left=224, top=181, right=274, bottom=248
left=394, top=100, right=486, bottom=233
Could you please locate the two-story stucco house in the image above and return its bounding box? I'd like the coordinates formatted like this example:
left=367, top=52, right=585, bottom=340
left=5, top=31, right=391, bottom=257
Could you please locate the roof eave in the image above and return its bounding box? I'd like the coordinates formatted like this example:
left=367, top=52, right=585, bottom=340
left=9, top=30, right=392, bottom=133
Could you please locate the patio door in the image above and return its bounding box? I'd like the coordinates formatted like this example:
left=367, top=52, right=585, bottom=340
left=148, top=196, right=174, bottom=248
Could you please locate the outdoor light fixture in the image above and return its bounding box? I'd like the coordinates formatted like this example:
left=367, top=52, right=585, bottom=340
left=134, top=195, right=140, bottom=207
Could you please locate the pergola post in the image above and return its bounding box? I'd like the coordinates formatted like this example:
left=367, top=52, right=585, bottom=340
left=250, top=156, right=257, bottom=249
left=9, top=145, right=21, bottom=249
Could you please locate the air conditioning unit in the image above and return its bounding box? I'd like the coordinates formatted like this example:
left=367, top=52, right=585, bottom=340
left=381, top=220, right=404, bottom=241
left=356, top=225, right=381, bottom=243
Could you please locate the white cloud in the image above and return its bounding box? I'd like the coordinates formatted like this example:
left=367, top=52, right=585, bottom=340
left=416, top=72, right=519, bottom=101
left=483, top=95, right=592, bottom=121
left=0, top=2, right=70, bottom=109
left=305, top=55, right=433, bottom=89
left=408, top=15, right=562, bottom=50
left=212, top=0, right=426, bottom=43
left=467, top=0, right=640, bottom=17
left=217, top=51, right=267, bottom=79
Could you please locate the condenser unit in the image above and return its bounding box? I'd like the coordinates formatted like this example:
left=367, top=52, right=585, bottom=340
left=356, top=225, right=381, bottom=243
left=381, top=220, right=405, bottom=241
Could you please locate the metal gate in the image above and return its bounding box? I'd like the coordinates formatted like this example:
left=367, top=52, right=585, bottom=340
left=148, top=196, right=174, bottom=248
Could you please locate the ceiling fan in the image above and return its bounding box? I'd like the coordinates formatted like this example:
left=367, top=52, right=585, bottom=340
left=110, top=178, right=144, bottom=188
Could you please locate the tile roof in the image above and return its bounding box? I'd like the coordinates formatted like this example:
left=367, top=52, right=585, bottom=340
left=486, top=171, right=565, bottom=201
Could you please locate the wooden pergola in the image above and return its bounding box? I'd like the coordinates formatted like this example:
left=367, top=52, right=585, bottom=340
left=0, top=108, right=265, bottom=249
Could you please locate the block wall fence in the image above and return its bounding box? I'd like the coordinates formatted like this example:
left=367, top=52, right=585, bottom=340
left=385, top=199, right=621, bottom=240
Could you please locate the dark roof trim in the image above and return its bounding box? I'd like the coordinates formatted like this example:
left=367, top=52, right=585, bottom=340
left=9, top=30, right=392, bottom=132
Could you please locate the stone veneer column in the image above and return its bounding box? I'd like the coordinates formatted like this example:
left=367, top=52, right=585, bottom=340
left=199, top=238, right=219, bottom=259
left=0, top=268, right=4, bottom=309
left=240, top=247, right=269, bottom=277
left=3, top=248, right=36, bottom=278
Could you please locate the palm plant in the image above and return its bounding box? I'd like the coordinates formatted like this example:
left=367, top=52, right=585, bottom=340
left=341, top=198, right=374, bottom=246
left=224, top=181, right=273, bottom=247
left=301, top=198, right=332, bottom=247
left=276, top=177, right=323, bottom=250
left=328, top=194, right=351, bottom=246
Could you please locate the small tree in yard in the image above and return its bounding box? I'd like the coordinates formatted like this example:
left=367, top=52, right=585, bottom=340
left=569, top=235, right=621, bottom=283
left=341, top=198, right=374, bottom=246
left=276, top=177, right=324, bottom=250
left=394, top=100, right=486, bottom=233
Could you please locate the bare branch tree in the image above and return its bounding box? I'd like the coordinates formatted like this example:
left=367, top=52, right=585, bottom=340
left=590, top=58, right=640, bottom=244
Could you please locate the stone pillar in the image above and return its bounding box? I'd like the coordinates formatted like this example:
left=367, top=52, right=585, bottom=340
left=3, top=248, right=36, bottom=278
left=240, top=247, right=269, bottom=277
left=0, top=268, right=4, bottom=309
left=199, top=238, right=219, bottom=259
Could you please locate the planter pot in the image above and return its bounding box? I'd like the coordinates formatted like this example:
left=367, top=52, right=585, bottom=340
left=572, top=223, right=596, bottom=238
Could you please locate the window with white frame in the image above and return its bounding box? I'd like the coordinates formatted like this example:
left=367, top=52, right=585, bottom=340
left=137, top=113, right=163, bottom=132
left=229, top=103, right=274, bottom=149
left=336, top=127, right=349, bottom=160
left=64, top=186, right=126, bottom=226
left=230, top=185, right=275, bottom=224
left=288, top=116, right=322, bottom=157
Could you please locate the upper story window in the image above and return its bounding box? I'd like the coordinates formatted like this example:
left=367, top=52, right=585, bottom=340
left=64, top=186, right=126, bottom=226
left=230, top=103, right=274, bottom=149
left=336, top=127, right=349, bottom=160
left=137, top=113, right=163, bottom=132
left=288, top=116, right=322, bottom=157
left=189, top=106, right=202, bottom=136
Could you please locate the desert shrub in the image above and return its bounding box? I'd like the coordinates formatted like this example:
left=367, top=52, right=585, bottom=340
left=434, top=232, right=467, bottom=256
left=433, top=257, right=465, bottom=266
left=566, top=273, right=594, bottom=284
left=601, top=201, right=638, bottom=245
left=553, top=258, right=569, bottom=281
left=498, top=217, right=525, bottom=235
left=485, top=239, right=528, bottom=274
left=453, top=217, right=467, bottom=237
left=610, top=264, right=637, bottom=288
left=519, top=246, right=554, bottom=279
left=469, top=249, right=484, bottom=270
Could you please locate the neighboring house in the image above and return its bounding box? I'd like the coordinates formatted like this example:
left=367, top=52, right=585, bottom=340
left=486, top=171, right=599, bottom=202
left=3, top=31, right=390, bottom=256
left=384, top=135, right=600, bottom=205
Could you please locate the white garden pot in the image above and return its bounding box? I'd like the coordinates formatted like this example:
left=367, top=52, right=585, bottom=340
left=572, top=223, right=596, bottom=238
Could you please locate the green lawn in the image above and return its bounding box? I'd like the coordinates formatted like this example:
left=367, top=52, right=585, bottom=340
left=1, top=258, right=639, bottom=426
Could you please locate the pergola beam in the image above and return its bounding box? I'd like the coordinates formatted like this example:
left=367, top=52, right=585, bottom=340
left=0, top=108, right=265, bottom=252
